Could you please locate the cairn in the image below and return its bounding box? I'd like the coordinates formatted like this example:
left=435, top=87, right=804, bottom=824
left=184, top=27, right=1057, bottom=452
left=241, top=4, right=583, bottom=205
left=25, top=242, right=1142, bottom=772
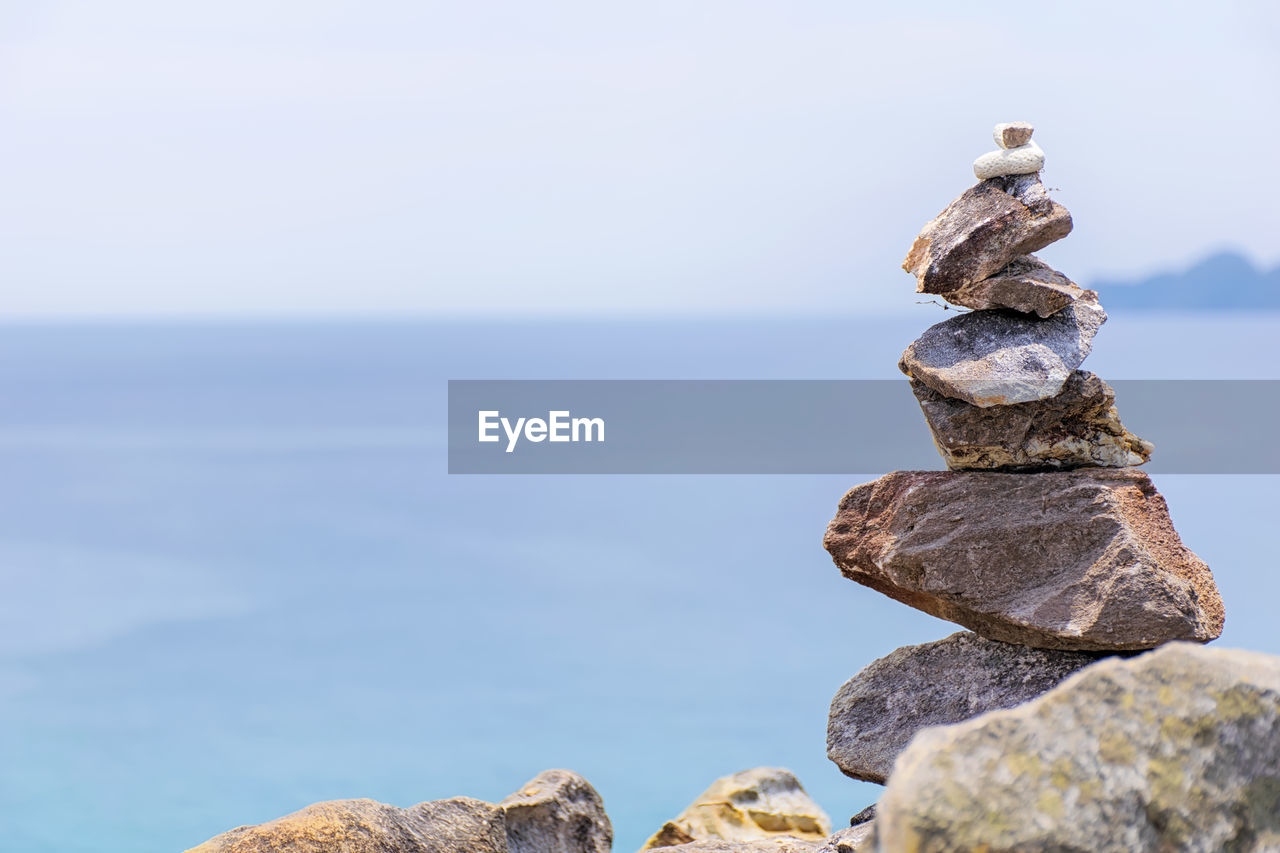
left=822, top=123, right=1226, bottom=789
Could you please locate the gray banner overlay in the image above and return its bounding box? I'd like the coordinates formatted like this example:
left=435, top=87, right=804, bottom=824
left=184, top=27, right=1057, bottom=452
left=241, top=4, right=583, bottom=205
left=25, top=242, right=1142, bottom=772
left=448, top=380, right=1280, bottom=474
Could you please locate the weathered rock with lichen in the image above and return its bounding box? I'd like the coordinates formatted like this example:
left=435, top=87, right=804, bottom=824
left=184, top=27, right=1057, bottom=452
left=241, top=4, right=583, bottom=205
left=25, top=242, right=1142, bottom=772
left=827, top=632, right=1105, bottom=784
left=943, top=255, right=1088, bottom=317
left=898, top=295, right=1106, bottom=407
left=184, top=797, right=509, bottom=853
left=876, top=643, right=1280, bottom=853
left=185, top=769, right=610, bottom=853
left=642, top=768, right=830, bottom=850
left=501, top=769, right=612, bottom=853
left=823, top=468, right=1224, bottom=651
left=910, top=372, right=1152, bottom=470
left=903, top=173, right=1072, bottom=295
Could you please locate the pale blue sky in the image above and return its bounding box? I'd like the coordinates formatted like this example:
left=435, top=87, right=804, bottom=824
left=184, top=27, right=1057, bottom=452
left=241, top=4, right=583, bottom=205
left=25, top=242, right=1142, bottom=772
left=3, top=1, right=1278, bottom=316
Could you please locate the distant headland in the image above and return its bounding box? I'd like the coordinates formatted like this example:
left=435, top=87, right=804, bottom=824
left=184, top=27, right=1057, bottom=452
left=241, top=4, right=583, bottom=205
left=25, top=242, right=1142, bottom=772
left=1095, top=251, right=1280, bottom=311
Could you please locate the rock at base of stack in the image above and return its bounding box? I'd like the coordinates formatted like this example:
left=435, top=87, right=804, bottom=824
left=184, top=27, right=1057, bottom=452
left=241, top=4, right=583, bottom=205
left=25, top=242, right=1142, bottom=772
left=823, top=468, right=1224, bottom=651
left=826, top=632, right=1106, bottom=783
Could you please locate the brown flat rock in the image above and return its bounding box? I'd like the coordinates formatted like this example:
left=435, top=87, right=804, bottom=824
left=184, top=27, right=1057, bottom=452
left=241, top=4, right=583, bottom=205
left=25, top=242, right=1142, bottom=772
left=822, top=469, right=1224, bottom=651
left=944, top=255, right=1088, bottom=317
left=903, top=174, right=1072, bottom=295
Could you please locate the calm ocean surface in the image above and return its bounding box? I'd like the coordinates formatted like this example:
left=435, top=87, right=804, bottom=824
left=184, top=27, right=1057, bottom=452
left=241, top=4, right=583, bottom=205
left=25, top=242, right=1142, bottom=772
left=2, top=314, right=1279, bottom=852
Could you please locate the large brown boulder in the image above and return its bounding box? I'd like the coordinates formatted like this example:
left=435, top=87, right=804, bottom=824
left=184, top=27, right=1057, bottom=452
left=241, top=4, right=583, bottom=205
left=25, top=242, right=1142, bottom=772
left=823, top=469, right=1224, bottom=651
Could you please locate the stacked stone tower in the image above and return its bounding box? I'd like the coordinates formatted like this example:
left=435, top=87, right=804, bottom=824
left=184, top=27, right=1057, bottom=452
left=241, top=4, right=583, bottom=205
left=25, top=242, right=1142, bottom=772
left=822, top=123, right=1226, bottom=788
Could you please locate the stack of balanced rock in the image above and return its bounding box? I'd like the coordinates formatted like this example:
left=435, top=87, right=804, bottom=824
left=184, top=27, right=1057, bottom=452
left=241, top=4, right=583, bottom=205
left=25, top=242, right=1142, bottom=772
left=822, top=122, right=1226, bottom=791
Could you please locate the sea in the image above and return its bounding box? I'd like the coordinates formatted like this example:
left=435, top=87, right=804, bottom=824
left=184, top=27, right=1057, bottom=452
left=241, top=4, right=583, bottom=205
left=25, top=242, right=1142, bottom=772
left=2, top=313, right=1278, bottom=852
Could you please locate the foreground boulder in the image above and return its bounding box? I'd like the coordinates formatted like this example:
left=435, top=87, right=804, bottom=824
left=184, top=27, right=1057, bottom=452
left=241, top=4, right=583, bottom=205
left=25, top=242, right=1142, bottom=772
left=642, top=768, right=830, bottom=849
left=898, top=295, right=1106, bottom=407
left=910, top=371, right=1152, bottom=470
left=186, top=769, right=609, bottom=853
left=902, top=173, right=1072, bottom=295
left=827, top=632, right=1104, bottom=783
left=823, top=469, right=1224, bottom=651
left=186, top=797, right=508, bottom=852
left=501, top=769, right=612, bottom=853
left=876, top=643, right=1280, bottom=852
left=941, top=255, right=1088, bottom=317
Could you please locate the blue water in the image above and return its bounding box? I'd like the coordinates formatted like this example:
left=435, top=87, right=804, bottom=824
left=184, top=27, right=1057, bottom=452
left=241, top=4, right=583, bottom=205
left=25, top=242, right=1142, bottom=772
left=2, top=314, right=1279, bottom=852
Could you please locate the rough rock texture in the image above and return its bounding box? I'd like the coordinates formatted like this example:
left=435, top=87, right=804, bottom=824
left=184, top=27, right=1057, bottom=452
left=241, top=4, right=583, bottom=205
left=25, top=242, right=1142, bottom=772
left=910, top=372, right=1153, bottom=471
left=186, top=769, right=609, bottom=853
left=822, top=469, right=1224, bottom=651
left=994, top=122, right=1033, bottom=149
left=943, top=255, right=1087, bottom=317
left=898, top=295, right=1106, bottom=407
left=876, top=643, right=1280, bottom=853
left=642, top=768, right=830, bottom=849
left=653, top=841, right=819, bottom=853
left=815, top=824, right=875, bottom=853
left=827, top=632, right=1105, bottom=784
left=973, top=140, right=1044, bottom=180
left=185, top=797, right=508, bottom=853
left=847, top=805, right=875, bottom=828
left=500, top=769, right=612, bottom=853
left=903, top=174, right=1072, bottom=295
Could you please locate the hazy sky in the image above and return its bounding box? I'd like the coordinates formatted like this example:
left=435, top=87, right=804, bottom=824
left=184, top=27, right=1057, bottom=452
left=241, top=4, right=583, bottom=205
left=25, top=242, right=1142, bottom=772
left=4, top=1, right=1278, bottom=316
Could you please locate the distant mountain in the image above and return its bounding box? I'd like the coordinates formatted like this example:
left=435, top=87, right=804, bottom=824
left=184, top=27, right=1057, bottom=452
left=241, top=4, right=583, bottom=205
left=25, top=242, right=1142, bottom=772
left=1094, top=251, right=1280, bottom=311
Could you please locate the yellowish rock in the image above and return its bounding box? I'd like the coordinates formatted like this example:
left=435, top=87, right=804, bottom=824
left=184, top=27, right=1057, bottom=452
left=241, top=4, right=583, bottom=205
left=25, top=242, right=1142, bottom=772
left=642, top=768, right=830, bottom=850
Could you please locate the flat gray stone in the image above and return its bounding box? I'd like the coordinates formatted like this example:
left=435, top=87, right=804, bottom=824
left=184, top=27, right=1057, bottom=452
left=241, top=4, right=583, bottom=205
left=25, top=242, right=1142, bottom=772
left=827, top=632, right=1105, bottom=784
left=898, top=295, right=1106, bottom=407
left=877, top=643, right=1280, bottom=852
left=822, top=469, right=1225, bottom=651
left=943, top=255, right=1087, bottom=317
left=903, top=174, right=1072, bottom=295
left=910, top=371, right=1153, bottom=471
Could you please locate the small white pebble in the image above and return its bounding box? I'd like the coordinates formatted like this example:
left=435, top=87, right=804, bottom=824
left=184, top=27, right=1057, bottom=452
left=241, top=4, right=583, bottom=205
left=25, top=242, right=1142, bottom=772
left=974, top=140, right=1044, bottom=180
